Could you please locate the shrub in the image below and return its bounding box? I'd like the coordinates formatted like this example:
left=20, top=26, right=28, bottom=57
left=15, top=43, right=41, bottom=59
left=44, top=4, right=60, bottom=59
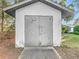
left=74, top=25, right=79, bottom=35
left=62, top=25, right=68, bottom=33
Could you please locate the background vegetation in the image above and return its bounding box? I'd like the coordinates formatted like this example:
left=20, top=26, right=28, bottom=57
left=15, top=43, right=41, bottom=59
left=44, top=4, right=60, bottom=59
left=74, top=25, right=79, bottom=35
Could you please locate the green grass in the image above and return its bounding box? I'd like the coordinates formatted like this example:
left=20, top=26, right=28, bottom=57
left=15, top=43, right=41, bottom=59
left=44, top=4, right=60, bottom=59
left=61, top=34, right=79, bottom=48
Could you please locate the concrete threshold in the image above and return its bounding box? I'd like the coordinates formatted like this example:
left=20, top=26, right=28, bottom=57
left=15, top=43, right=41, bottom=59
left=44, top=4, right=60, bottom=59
left=18, top=47, right=62, bottom=59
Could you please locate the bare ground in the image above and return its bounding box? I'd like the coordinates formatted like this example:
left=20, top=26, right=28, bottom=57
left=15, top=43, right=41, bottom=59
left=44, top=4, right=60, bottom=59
left=0, top=32, right=23, bottom=59
left=55, top=47, right=79, bottom=59
left=0, top=32, right=79, bottom=59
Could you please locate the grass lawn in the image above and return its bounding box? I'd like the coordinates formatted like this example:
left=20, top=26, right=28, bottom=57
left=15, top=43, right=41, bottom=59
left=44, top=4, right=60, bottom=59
left=61, top=33, right=79, bottom=48
left=55, top=33, right=79, bottom=59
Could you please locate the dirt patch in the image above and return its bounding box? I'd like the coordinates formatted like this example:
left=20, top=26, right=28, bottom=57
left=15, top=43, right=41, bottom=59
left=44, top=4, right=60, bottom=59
left=55, top=47, right=79, bottom=59
left=0, top=31, right=23, bottom=59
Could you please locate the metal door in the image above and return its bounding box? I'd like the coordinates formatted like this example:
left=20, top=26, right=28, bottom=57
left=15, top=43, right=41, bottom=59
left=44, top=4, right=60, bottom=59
left=25, top=15, right=53, bottom=47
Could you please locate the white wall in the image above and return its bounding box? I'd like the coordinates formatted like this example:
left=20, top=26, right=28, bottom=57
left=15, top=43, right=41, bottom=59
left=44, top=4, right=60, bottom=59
left=15, top=2, right=61, bottom=47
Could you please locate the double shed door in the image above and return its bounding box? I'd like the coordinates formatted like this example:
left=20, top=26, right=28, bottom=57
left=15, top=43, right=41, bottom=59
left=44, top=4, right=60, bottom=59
left=25, top=15, right=53, bottom=47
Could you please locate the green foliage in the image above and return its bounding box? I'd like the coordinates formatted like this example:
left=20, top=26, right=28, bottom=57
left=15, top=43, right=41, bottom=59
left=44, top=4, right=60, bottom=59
left=0, top=0, right=14, bottom=32
left=5, top=23, right=15, bottom=32
left=74, top=25, right=79, bottom=35
left=62, top=25, right=68, bottom=33
left=3, top=18, right=15, bottom=32
left=59, top=0, right=66, bottom=7
left=68, top=5, right=74, bottom=10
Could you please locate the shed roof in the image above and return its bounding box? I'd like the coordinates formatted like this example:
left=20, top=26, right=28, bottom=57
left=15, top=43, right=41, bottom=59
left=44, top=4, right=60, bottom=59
left=3, top=0, right=73, bottom=17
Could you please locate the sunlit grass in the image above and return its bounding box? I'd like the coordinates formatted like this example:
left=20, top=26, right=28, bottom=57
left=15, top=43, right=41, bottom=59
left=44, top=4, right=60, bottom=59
left=61, top=34, right=79, bottom=48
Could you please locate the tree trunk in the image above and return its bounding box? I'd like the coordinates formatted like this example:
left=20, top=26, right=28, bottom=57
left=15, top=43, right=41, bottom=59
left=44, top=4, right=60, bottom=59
left=1, top=8, right=4, bottom=32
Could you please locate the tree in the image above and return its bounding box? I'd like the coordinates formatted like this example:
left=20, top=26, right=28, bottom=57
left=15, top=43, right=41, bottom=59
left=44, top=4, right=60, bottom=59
left=74, top=25, right=79, bottom=35
left=0, top=0, right=11, bottom=32
left=0, top=0, right=4, bottom=32
left=60, top=0, right=66, bottom=7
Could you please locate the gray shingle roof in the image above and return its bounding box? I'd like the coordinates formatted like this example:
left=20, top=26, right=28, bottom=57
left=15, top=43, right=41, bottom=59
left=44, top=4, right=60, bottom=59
left=3, top=0, right=73, bottom=17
